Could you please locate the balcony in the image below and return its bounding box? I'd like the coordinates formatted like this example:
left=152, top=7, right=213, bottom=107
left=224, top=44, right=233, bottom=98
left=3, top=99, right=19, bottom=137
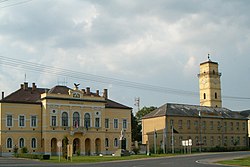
left=69, top=126, right=86, bottom=136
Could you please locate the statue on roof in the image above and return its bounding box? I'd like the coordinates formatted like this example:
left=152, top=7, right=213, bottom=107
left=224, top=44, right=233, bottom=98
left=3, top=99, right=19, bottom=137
left=74, top=83, right=80, bottom=89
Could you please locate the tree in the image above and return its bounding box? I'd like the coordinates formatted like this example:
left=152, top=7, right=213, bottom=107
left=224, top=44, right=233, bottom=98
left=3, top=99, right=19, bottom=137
left=62, top=136, right=69, bottom=159
left=131, top=112, right=141, bottom=142
left=136, top=106, right=157, bottom=121
left=131, top=106, right=157, bottom=142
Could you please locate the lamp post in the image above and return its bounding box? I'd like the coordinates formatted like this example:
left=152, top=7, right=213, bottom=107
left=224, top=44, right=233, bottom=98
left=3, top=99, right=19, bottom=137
left=199, top=110, right=202, bottom=152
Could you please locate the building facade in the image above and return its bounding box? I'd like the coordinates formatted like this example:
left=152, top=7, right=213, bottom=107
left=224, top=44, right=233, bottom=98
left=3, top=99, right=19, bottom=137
left=142, top=103, right=248, bottom=152
left=0, top=83, right=132, bottom=156
left=142, top=59, right=249, bottom=152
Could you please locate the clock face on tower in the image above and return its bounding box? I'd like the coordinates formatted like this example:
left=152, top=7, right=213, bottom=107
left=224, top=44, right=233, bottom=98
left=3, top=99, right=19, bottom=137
left=213, top=79, right=219, bottom=85
left=201, top=78, right=207, bottom=85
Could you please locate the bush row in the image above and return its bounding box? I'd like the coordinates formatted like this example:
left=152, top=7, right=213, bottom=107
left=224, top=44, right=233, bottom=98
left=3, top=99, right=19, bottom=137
left=15, top=153, right=50, bottom=160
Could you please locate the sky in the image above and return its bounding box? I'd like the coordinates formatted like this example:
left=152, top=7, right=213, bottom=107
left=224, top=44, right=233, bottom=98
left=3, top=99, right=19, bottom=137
left=0, top=0, right=250, bottom=113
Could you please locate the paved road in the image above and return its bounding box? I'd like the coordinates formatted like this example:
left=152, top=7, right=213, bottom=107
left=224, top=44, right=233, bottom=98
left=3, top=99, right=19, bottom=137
left=0, top=151, right=249, bottom=167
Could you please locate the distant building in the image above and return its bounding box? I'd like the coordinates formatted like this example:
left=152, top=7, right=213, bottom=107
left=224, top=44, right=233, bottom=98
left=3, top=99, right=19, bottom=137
left=240, top=110, right=250, bottom=146
left=0, top=83, right=132, bottom=156
left=142, top=59, right=249, bottom=152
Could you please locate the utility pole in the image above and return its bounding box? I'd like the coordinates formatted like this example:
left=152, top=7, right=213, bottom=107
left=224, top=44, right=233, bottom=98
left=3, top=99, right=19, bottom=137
left=134, top=97, right=140, bottom=112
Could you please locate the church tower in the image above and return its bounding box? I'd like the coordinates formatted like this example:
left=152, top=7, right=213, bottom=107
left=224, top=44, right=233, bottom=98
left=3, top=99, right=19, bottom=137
left=198, top=56, right=222, bottom=107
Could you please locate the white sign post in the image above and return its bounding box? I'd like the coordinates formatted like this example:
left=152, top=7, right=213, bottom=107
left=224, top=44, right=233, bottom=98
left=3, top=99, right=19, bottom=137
left=57, top=141, right=62, bottom=162
left=182, top=139, right=192, bottom=154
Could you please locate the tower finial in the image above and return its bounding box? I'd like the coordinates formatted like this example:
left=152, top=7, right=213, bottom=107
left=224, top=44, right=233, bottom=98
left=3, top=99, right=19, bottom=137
left=208, top=53, right=211, bottom=61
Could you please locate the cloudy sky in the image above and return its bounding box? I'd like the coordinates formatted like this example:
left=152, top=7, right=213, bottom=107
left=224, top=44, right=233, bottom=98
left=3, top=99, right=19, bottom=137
left=0, top=0, right=250, bottom=112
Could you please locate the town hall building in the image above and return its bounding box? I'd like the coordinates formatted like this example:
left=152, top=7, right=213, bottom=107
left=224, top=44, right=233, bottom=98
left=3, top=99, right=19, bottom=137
left=0, top=83, right=132, bottom=156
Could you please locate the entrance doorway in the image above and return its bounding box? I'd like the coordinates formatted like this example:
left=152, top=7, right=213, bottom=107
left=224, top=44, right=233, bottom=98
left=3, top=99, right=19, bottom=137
left=73, top=138, right=80, bottom=154
left=95, top=138, right=101, bottom=155
left=51, top=138, right=57, bottom=156
left=85, top=138, right=91, bottom=155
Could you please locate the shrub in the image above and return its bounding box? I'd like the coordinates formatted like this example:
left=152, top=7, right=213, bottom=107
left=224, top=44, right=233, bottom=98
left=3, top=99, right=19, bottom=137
left=13, top=145, right=19, bottom=156
left=21, top=147, right=28, bottom=153
left=132, top=148, right=140, bottom=155
left=15, top=153, right=50, bottom=160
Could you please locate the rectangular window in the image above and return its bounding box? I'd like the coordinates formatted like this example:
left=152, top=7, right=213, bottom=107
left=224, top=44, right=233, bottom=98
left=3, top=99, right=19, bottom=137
left=95, top=118, right=100, bottom=128
left=7, top=115, right=12, bottom=127
left=210, top=121, right=213, bottom=130
left=243, top=122, right=246, bottom=131
left=178, top=120, right=182, bottom=129
left=51, top=116, right=57, bottom=126
left=31, top=116, right=37, bottom=127
left=187, top=120, right=191, bottom=129
left=114, top=119, right=118, bottom=129
left=236, top=122, right=239, bottom=131
left=203, top=136, right=207, bottom=145
left=210, top=136, right=214, bottom=145
left=230, top=122, right=233, bottom=131
left=202, top=121, right=206, bottom=129
left=194, top=120, right=198, bottom=129
left=231, top=136, right=234, bottom=146
left=217, top=121, right=221, bottom=130
left=19, top=115, right=25, bottom=127
left=122, top=119, right=127, bottom=129
left=105, top=119, right=109, bottom=128
left=224, top=122, right=227, bottom=132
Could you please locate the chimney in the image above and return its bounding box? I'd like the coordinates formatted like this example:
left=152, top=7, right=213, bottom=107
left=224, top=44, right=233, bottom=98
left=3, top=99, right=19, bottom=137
left=103, top=89, right=108, bottom=99
left=32, top=83, right=37, bottom=91
left=96, top=90, right=99, bottom=96
left=1, top=92, right=4, bottom=99
left=24, top=82, right=28, bottom=90
left=82, top=89, right=86, bottom=94
left=86, top=87, right=90, bottom=95
left=20, top=84, right=24, bottom=89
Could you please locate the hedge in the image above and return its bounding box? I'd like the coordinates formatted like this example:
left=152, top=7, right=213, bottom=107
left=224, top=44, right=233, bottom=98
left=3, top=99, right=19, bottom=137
left=15, top=153, right=50, bottom=160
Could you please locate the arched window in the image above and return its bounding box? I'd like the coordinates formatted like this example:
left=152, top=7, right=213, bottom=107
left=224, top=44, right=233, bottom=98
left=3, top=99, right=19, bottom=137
left=84, top=113, right=91, bottom=128
left=203, top=93, right=206, bottom=99
left=114, top=138, right=118, bottom=147
left=31, top=138, right=36, bottom=148
left=7, top=138, right=12, bottom=148
left=215, top=92, right=217, bottom=99
left=73, top=112, right=80, bottom=128
left=105, top=138, right=109, bottom=147
left=62, top=112, right=68, bottom=126
left=19, top=138, right=24, bottom=148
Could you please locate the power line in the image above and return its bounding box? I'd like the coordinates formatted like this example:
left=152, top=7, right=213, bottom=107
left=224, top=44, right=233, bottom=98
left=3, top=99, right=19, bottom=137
left=0, top=0, right=32, bottom=9
left=0, top=56, right=249, bottom=101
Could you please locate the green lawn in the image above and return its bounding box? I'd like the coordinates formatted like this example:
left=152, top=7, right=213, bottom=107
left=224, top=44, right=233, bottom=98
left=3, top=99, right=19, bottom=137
left=43, top=154, right=175, bottom=163
left=218, top=156, right=250, bottom=166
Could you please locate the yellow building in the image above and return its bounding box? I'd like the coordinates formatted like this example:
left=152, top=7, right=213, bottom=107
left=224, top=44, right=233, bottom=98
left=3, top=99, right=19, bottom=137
left=142, top=103, right=248, bottom=152
left=0, top=83, right=132, bottom=156
left=142, top=59, right=249, bottom=152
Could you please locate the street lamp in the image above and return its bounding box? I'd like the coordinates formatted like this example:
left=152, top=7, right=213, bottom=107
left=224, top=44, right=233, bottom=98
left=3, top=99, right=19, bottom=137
left=199, top=110, right=202, bottom=152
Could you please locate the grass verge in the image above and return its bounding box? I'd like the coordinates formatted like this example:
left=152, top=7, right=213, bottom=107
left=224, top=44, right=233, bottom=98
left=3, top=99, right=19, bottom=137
left=43, top=154, right=175, bottom=163
left=217, top=156, right=250, bottom=166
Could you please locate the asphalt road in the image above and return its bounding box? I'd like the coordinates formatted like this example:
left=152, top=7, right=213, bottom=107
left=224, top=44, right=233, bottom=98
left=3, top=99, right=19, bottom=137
left=0, top=151, right=249, bottom=167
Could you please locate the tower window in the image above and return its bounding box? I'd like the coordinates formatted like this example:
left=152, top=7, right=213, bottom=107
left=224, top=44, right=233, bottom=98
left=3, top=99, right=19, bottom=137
left=215, top=92, right=217, bottom=99
left=203, top=93, right=206, bottom=99
left=213, top=70, right=215, bottom=74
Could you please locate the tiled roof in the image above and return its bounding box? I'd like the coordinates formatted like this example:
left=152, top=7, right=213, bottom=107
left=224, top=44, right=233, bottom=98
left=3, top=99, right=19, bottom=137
left=48, top=85, right=71, bottom=94
left=1, top=84, right=131, bottom=109
left=1, top=88, right=47, bottom=103
left=106, top=99, right=132, bottom=109
left=240, top=110, right=250, bottom=118
left=143, top=103, right=247, bottom=120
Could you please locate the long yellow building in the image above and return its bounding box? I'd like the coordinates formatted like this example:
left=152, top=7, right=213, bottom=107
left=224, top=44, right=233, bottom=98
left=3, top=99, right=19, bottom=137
left=142, top=59, right=249, bottom=152
left=0, top=83, right=132, bottom=156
